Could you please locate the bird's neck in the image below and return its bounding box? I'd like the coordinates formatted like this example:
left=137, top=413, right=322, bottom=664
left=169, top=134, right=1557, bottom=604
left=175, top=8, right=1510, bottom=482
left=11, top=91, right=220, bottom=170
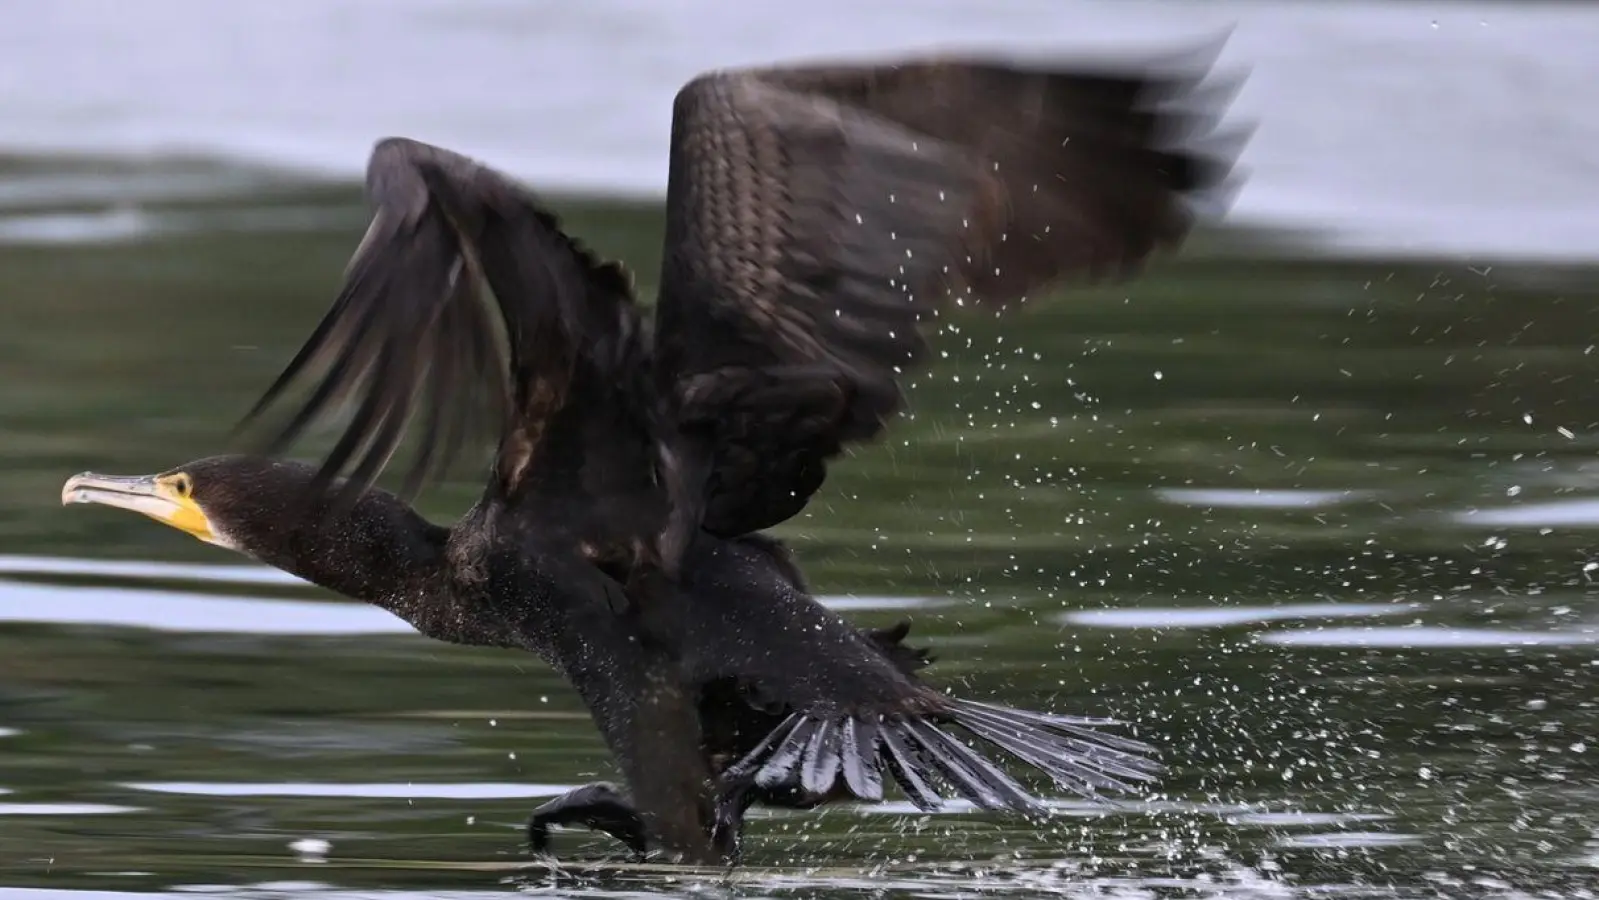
left=253, top=489, right=531, bottom=649
left=248, top=489, right=449, bottom=610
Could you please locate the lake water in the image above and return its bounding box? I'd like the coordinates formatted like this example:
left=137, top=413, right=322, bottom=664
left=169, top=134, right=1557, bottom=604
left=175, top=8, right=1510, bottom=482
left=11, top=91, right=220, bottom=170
left=2, top=1, right=1598, bottom=897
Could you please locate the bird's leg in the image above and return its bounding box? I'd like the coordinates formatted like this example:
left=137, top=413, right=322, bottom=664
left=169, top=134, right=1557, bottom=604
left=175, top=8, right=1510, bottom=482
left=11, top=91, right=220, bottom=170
left=528, top=777, right=759, bottom=864
left=523, top=771, right=800, bottom=862
left=527, top=782, right=648, bottom=858
left=541, top=573, right=724, bottom=864
left=708, top=771, right=762, bottom=864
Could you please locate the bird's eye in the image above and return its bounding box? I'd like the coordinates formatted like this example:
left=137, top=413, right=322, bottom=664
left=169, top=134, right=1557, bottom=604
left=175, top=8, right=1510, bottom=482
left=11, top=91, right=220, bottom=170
left=171, top=475, right=192, bottom=498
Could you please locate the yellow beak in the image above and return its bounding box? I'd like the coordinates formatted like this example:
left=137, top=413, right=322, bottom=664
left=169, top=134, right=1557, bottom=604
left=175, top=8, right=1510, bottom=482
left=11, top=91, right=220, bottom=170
left=61, top=472, right=224, bottom=547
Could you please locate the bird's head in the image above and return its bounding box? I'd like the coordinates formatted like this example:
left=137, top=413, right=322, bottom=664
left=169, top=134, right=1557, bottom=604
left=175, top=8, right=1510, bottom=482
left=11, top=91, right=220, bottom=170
left=61, top=455, right=325, bottom=554
left=63, top=455, right=451, bottom=609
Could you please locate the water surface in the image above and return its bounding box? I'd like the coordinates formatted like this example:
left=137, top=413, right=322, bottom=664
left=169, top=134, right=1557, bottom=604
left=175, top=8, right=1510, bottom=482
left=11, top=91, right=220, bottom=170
left=4, top=3, right=1599, bottom=890
left=1, top=169, right=1596, bottom=897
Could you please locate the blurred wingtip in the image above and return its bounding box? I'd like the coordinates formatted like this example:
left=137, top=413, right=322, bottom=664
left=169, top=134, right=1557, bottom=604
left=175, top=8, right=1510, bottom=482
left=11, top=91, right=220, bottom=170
left=1142, top=30, right=1255, bottom=230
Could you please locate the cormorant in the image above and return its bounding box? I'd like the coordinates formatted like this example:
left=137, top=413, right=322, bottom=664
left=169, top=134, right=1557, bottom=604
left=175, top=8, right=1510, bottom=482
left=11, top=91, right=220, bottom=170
left=62, top=48, right=1244, bottom=863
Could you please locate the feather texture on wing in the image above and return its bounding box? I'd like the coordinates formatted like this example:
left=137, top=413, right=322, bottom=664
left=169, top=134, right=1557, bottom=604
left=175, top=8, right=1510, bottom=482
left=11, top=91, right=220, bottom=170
left=242, top=138, right=657, bottom=519
left=649, top=51, right=1245, bottom=559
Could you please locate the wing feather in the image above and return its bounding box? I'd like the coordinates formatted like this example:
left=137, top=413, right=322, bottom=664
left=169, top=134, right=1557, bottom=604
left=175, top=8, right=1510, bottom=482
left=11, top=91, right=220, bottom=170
left=241, top=137, right=648, bottom=509
left=651, top=47, right=1247, bottom=554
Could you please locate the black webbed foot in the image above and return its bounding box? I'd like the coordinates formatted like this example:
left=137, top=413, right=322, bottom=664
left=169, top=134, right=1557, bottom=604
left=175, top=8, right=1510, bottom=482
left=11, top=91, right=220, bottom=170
left=708, top=773, right=767, bottom=865
left=528, top=777, right=769, bottom=864
left=527, top=782, right=648, bottom=858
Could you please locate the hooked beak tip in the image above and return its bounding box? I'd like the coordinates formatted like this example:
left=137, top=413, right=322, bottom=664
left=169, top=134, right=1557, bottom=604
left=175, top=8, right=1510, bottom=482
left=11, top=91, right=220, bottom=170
left=61, top=472, right=92, bottom=506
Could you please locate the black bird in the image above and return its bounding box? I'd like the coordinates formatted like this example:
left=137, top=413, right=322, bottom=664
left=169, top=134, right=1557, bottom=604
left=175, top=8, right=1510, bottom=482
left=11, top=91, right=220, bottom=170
left=62, top=48, right=1244, bottom=863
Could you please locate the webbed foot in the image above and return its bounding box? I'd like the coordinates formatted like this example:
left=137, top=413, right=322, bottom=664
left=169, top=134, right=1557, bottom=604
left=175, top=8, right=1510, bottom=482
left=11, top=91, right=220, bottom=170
left=527, top=777, right=763, bottom=863
left=527, top=782, right=647, bottom=858
left=708, top=774, right=763, bottom=865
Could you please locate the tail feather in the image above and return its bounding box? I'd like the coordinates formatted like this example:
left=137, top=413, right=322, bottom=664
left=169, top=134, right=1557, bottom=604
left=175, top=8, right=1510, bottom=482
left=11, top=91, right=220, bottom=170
left=722, top=711, right=796, bottom=785
left=754, top=715, right=817, bottom=789
left=839, top=717, right=884, bottom=800
left=906, top=718, right=1041, bottom=812
left=959, top=700, right=1162, bottom=760
left=954, top=702, right=1161, bottom=777
left=728, top=698, right=1162, bottom=813
left=953, top=703, right=1154, bottom=793
left=800, top=718, right=843, bottom=794
left=878, top=724, right=945, bottom=810
left=956, top=711, right=1106, bottom=794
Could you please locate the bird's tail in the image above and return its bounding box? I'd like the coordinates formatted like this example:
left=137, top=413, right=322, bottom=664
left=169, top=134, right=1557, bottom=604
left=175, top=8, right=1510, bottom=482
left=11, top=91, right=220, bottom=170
left=722, top=698, right=1162, bottom=813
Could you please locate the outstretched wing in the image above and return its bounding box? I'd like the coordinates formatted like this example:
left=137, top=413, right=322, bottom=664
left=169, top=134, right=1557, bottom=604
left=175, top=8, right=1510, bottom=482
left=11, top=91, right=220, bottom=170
left=651, top=48, right=1245, bottom=556
left=242, top=138, right=653, bottom=513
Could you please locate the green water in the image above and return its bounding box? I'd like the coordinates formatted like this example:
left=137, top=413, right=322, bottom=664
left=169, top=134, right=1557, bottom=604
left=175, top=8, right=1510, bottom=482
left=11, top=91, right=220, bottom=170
left=1, top=167, right=1596, bottom=897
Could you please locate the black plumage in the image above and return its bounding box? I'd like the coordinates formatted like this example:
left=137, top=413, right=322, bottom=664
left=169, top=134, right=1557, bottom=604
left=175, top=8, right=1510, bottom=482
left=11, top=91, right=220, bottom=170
left=63, top=46, right=1245, bottom=864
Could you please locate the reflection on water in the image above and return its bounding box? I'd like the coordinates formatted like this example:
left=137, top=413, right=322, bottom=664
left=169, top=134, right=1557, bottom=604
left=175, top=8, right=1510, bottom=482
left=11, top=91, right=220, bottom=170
left=1153, top=488, right=1367, bottom=509
left=0, top=578, right=408, bottom=635
left=0, top=554, right=301, bottom=585
left=0, top=556, right=943, bottom=634
left=1454, top=498, right=1599, bottom=528
left=1061, top=602, right=1420, bottom=629
left=2, top=168, right=1598, bottom=898
left=1259, top=625, right=1599, bottom=648
left=0, top=803, right=141, bottom=816
left=125, top=782, right=576, bottom=800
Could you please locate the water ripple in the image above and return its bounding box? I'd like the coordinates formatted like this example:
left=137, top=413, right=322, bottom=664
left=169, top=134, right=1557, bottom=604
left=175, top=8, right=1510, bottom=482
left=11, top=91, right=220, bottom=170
left=1062, top=602, right=1417, bottom=630
left=122, top=781, right=577, bottom=800
left=1452, top=499, right=1599, bottom=528
left=1258, top=625, right=1599, bottom=648
left=0, top=555, right=938, bottom=635
left=1154, top=488, right=1366, bottom=509
left=0, top=802, right=141, bottom=816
